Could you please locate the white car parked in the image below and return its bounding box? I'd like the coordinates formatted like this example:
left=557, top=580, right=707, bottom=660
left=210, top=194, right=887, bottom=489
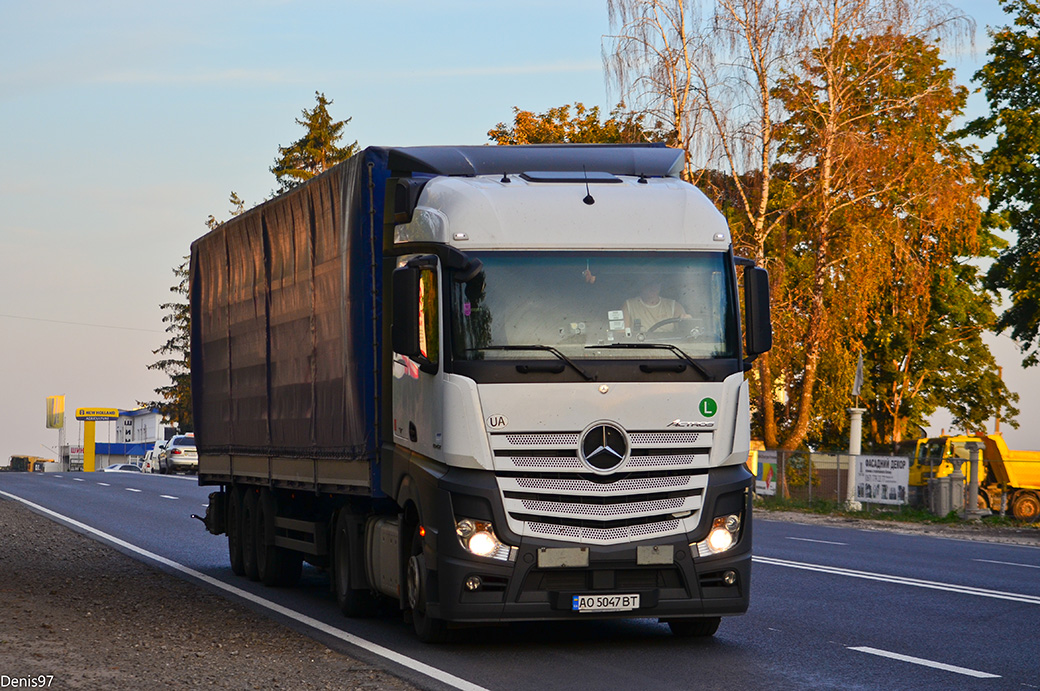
left=143, top=441, right=167, bottom=473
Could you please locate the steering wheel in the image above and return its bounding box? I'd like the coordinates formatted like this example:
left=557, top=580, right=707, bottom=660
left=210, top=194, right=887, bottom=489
left=646, top=318, right=682, bottom=334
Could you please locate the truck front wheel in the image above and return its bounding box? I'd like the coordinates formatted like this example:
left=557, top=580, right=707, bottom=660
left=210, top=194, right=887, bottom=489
left=407, top=531, right=448, bottom=643
left=1012, top=492, right=1040, bottom=522
left=666, top=617, right=721, bottom=638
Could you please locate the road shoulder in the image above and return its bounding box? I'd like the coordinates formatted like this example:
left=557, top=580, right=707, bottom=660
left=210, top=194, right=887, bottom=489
left=0, top=496, right=415, bottom=690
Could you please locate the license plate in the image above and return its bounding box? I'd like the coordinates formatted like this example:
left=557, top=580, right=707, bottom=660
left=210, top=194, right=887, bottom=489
left=572, top=594, right=640, bottom=612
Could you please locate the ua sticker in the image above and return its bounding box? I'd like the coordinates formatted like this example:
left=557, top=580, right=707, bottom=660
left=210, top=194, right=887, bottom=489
left=699, top=398, right=718, bottom=418
left=486, top=414, right=508, bottom=429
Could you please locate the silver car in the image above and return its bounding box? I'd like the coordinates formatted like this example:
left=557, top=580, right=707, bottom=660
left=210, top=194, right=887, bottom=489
left=163, top=434, right=198, bottom=473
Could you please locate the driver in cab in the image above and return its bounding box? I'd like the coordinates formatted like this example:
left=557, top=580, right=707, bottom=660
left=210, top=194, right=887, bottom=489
left=624, top=279, right=690, bottom=334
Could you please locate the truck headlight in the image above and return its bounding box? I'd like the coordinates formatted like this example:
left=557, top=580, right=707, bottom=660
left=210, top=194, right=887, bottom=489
left=455, top=518, right=516, bottom=562
left=693, top=514, right=742, bottom=557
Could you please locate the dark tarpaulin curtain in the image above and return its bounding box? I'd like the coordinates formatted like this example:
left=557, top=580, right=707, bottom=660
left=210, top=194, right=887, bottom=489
left=191, top=150, right=386, bottom=461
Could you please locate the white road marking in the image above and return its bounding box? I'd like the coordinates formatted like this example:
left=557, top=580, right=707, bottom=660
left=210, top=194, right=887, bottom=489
left=972, top=558, right=1040, bottom=570
left=0, top=490, right=490, bottom=691
left=125, top=488, right=142, bottom=493
left=753, top=556, right=1040, bottom=605
left=73, top=478, right=85, bottom=482
left=848, top=646, right=1000, bottom=679
left=160, top=495, right=179, bottom=500
left=786, top=537, right=847, bottom=546
left=97, top=483, right=111, bottom=487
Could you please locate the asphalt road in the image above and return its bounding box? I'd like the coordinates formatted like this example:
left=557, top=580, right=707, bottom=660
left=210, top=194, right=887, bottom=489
left=2, top=471, right=1038, bottom=691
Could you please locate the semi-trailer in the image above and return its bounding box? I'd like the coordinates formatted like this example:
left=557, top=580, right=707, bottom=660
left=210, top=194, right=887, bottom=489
left=192, top=144, right=772, bottom=641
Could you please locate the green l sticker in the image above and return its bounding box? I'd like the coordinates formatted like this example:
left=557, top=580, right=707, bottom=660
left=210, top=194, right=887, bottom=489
left=699, top=397, right=718, bottom=418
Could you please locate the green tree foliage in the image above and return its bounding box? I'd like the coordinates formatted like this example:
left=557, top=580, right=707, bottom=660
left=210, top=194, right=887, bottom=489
left=771, top=29, right=1016, bottom=449
left=858, top=260, right=1019, bottom=451
left=271, top=91, right=358, bottom=193
left=964, top=0, right=1040, bottom=367
left=146, top=258, right=192, bottom=431
left=488, top=102, right=657, bottom=145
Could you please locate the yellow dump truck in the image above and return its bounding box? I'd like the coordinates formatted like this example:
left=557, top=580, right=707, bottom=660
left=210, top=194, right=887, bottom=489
left=6, top=455, right=52, bottom=472
left=909, top=434, right=1040, bottom=521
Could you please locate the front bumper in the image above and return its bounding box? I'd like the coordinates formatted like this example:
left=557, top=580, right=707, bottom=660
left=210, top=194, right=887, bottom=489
left=431, top=536, right=750, bottom=623
left=417, top=464, right=753, bottom=624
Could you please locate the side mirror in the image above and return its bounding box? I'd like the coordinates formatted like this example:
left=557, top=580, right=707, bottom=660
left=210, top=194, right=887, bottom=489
left=743, top=266, right=772, bottom=360
left=392, top=266, right=421, bottom=356
left=391, top=263, right=438, bottom=374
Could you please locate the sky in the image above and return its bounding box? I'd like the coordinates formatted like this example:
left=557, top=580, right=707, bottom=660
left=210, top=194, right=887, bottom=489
left=0, top=0, right=1032, bottom=463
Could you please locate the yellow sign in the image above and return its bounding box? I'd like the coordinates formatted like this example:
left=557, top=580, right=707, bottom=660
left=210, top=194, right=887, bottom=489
left=46, top=395, right=65, bottom=429
left=75, top=407, right=119, bottom=421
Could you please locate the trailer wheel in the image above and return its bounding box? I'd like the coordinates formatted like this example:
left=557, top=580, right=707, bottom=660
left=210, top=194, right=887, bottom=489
left=241, top=489, right=260, bottom=581
left=227, top=486, right=245, bottom=576
left=332, top=509, right=378, bottom=617
left=666, top=617, right=721, bottom=638
left=255, top=489, right=302, bottom=587
left=406, top=531, right=448, bottom=643
left=1012, top=492, right=1040, bottom=522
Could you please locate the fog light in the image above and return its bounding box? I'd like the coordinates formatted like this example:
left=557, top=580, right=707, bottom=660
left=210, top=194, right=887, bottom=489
left=465, top=576, right=482, bottom=591
left=722, top=570, right=738, bottom=586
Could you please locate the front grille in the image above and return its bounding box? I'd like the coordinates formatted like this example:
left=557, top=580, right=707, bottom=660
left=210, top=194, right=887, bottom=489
left=492, top=429, right=710, bottom=545
left=527, top=518, right=682, bottom=542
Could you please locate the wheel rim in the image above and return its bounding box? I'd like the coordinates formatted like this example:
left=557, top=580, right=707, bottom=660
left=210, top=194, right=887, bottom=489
left=1016, top=495, right=1039, bottom=520
left=407, top=555, right=422, bottom=611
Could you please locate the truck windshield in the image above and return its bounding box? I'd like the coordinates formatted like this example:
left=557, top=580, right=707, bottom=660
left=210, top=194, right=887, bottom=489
left=449, top=251, right=738, bottom=362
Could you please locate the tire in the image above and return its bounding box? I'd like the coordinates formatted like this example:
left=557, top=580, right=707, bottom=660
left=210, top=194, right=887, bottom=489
left=227, top=486, right=245, bottom=576
left=333, top=509, right=378, bottom=617
left=406, top=531, right=449, bottom=643
left=241, top=489, right=260, bottom=581
left=666, top=617, right=721, bottom=638
left=1012, top=492, right=1040, bottom=522
left=255, top=489, right=302, bottom=587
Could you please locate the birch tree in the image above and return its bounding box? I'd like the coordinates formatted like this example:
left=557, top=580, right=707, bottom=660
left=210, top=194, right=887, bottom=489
left=604, top=0, right=1011, bottom=451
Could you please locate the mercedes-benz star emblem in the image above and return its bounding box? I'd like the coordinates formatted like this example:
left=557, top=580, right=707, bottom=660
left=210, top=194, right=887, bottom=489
left=580, top=423, right=629, bottom=472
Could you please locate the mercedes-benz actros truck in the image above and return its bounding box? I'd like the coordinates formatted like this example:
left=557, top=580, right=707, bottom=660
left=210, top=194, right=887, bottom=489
left=192, top=144, right=772, bottom=641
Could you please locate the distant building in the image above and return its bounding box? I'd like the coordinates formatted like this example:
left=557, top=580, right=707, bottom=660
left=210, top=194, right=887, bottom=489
left=91, top=408, right=175, bottom=467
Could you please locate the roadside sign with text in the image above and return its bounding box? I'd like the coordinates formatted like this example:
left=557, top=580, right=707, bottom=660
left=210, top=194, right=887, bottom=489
left=75, top=408, right=119, bottom=421
left=855, top=455, right=909, bottom=505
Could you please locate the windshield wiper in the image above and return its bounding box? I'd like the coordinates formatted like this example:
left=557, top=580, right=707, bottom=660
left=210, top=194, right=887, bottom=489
left=586, top=343, right=710, bottom=379
left=468, top=345, right=594, bottom=381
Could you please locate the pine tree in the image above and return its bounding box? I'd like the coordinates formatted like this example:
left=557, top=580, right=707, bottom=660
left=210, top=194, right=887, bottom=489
left=144, top=193, right=246, bottom=429
left=146, top=258, right=192, bottom=431
left=271, top=92, right=358, bottom=193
